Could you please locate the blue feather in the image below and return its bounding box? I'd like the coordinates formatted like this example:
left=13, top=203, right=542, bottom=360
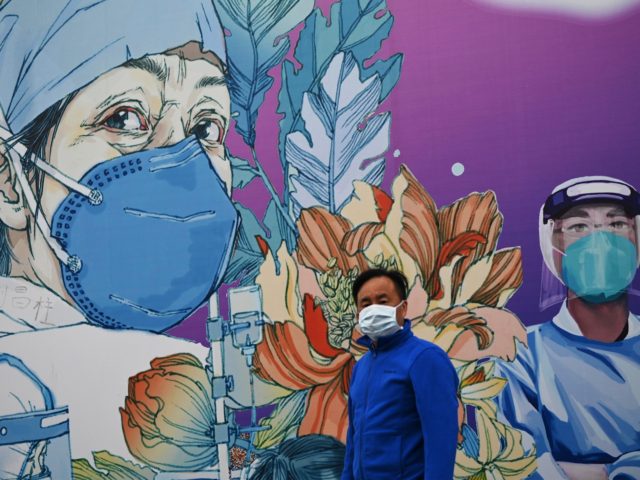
left=217, top=0, right=314, bottom=146
left=286, top=51, right=390, bottom=218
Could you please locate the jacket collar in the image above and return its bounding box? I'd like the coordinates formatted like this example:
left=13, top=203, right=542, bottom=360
left=356, top=319, right=413, bottom=351
left=553, top=301, right=640, bottom=339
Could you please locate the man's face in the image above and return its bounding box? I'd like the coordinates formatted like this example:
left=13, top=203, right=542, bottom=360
left=356, top=276, right=408, bottom=327
left=551, top=202, right=637, bottom=273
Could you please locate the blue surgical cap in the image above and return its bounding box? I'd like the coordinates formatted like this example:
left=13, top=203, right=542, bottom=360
left=0, top=0, right=226, bottom=134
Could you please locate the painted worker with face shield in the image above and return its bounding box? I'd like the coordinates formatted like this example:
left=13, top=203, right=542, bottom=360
left=496, top=176, right=640, bottom=480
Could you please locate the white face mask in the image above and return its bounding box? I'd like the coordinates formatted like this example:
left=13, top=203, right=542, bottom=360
left=358, top=302, right=405, bottom=340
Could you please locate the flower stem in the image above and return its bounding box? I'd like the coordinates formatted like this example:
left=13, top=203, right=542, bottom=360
left=250, top=146, right=296, bottom=232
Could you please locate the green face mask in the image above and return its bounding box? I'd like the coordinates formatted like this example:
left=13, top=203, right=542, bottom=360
left=561, top=232, right=637, bottom=303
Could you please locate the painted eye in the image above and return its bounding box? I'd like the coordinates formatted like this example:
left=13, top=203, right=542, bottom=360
left=103, top=107, right=148, bottom=131
left=610, top=221, right=630, bottom=231
left=567, top=223, right=588, bottom=233
left=191, top=119, right=223, bottom=143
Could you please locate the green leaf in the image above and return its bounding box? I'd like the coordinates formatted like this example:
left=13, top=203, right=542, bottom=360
left=72, top=459, right=109, bottom=480
left=229, top=153, right=258, bottom=190
left=217, top=0, right=314, bottom=146
left=254, top=389, right=309, bottom=449
left=222, top=202, right=266, bottom=285
left=72, top=451, right=155, bottom=480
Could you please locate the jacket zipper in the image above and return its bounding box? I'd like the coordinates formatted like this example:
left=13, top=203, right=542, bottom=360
left=359, top=345, right=376, bottom=479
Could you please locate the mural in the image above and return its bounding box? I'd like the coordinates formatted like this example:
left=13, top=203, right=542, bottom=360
left=0, top=1, right=638, bottom=480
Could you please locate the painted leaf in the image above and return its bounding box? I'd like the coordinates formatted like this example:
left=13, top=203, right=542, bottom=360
left=222, top=203, right=266, bottom=285
left=263, top=198, right=297, bottom=254
left=217, top=0, right=314, bottom=145
left=278, top=0, right=402, bottom=162
left=228, top=153, right=257, bottom=190
left=254, top=389, right=309, bottom=449
left=461, top=377, right=507, bottom=402
left=495, top=457, right=537, bottom=479
left=455, top=450, right=482, bottom=478
left=72, top=450, right=155, bottom=480
left=287, top=51, right=390, bottom=217
left=477, top=409, right=502, bottom=464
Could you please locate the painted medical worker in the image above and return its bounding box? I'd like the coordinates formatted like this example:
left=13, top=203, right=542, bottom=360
left=0, top=0, right=284, bottom=468
left=341, top=269, right=459, bottom=480
left=496, top=176, right=640, bottom=480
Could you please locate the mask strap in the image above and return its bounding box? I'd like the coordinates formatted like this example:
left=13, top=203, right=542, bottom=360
left=0, top=128, right=83, bottom=272
left=0, top=126, right=102, bottom=205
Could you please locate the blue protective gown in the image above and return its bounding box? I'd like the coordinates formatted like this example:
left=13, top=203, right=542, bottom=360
left=495, top=304, right=640, bottom=479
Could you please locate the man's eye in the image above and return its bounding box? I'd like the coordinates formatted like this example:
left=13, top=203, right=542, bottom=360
left=102, top=107, right=148, bottom=131
left=191, top=119, right=223, bottom=143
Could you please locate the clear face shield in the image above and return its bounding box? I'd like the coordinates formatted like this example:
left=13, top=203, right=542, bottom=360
left=539, top=198, right=640, bottom=310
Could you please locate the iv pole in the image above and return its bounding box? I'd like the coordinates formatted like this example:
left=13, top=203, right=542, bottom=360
left=208, top=292, right=231, bottom=480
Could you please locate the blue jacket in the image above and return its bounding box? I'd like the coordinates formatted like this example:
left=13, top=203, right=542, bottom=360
left=341, top=321, right=459, bottom=480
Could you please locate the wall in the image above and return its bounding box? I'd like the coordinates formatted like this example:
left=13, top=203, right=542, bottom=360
left=0, top=0, right=638, bottom=478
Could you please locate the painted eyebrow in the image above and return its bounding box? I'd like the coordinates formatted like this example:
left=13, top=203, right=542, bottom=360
left=560, top=209, right=590, bottom=219
left=123, top=57, right=169, bottom=83
left=607, top=208, right=629, bottom=218
left=195, top=75, right=227, bottom=89
left=93, top=87, right=146, bottom=112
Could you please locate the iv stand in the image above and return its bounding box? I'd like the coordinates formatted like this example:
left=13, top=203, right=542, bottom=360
left=209, top=293, right=231, bottom=480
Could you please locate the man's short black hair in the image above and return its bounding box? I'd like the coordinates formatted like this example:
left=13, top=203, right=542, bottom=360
left=352, top=268, right=409, bottom=303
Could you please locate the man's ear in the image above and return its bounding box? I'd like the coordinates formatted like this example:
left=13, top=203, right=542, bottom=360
left=399, top=299, right=408, bottom=319
left=0, top=145, right=28, bottom=230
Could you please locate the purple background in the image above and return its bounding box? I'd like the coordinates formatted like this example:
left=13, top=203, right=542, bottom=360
left=172, top=0, right=640, bottom=343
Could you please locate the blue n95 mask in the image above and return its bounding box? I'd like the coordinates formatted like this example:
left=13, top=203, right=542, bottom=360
left=561, top=232, right=637, bottom=304
left=34, top=136, right=238, bottom=331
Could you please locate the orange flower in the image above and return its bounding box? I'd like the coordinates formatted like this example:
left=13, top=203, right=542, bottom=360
left=297, top=207, right=369, bottom=274
left=253, top=164, right=527, bottom=444
left=120, top=354, right=217, bottom=471
left=296, top=165, right=526, bottom=361
left=254, top=293, right=360, bottom=442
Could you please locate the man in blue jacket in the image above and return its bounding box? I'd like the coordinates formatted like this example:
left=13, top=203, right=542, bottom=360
left=341, top=268, right=459, bottom=480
